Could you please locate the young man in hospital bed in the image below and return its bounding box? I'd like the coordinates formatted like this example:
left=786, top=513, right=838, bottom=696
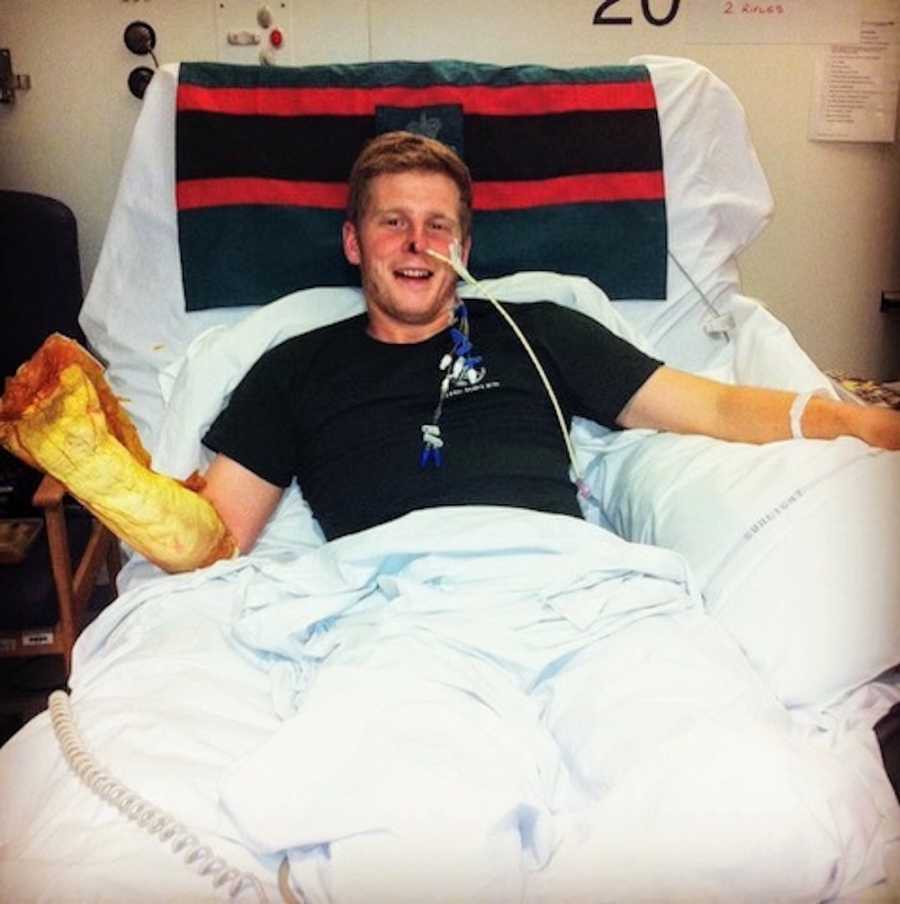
left=1, top=130, right=898, bottom=571
left=199, top=130, right=900, bottom=554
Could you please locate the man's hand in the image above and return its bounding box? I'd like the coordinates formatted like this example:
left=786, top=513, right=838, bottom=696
left=852, top=404, right=900, bottom=450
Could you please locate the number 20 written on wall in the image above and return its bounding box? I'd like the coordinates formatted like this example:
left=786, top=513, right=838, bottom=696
left=593, top=0, right=681, bottom=27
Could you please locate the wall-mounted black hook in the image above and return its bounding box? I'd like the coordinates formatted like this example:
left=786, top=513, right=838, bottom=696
left=128, top=66, right=155, bottom=100
left=124, top=21, right=159, bottom=99
left=124, top=21, right=157, bottom=60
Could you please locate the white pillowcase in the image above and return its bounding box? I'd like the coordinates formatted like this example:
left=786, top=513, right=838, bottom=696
left=614, top=285, right=838, bottom=390
left=629, top=55, right=773, bottom=306
left=589, top=431, right=900, bottom=708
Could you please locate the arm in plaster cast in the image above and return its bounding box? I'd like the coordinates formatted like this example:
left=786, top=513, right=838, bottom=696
left=0, top=335, right=238, bottom=573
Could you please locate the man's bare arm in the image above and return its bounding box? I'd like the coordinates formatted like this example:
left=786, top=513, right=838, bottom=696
left=618, top=367, right=900, bottom=450
left=201, top=454, right=285, bottom=553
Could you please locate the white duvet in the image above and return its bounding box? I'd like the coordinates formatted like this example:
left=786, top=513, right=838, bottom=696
left=1, top=506, right=898, bottom=903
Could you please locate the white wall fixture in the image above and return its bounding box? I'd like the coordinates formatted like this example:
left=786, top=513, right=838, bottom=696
left=213, top=1, right=295, bottom=65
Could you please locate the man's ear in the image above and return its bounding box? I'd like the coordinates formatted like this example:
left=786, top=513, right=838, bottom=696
left=342, top=221, right=361, bottom=265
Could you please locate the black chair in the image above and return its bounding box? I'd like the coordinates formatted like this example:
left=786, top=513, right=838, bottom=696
left=0, top=191, right=121, bottom=675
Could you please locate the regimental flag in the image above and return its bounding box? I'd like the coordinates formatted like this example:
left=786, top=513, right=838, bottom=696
left=176, top=60, right=667, bottom=311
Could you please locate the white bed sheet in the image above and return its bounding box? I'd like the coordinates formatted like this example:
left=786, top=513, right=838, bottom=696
left=1, top=507, right=898, bottom=903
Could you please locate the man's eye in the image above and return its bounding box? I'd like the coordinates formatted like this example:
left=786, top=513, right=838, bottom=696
left=382, top=216, right=403, bottom=228
left=429, top=221, right=451, bottom=232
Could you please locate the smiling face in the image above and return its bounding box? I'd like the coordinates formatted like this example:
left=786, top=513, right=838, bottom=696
left=342, top=169, right=471, bottom=344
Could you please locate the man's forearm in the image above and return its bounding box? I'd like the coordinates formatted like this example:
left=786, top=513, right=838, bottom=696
left=621, top=368, right=900, bottom=450
left=201, top=454, right=284, bottom=554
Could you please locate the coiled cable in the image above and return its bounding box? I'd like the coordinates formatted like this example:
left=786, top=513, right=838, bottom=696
left=48, top=689, right=273, bottom=903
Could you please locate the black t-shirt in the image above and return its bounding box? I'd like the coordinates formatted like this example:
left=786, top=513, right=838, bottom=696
left=204, top=300, right=662, bottom=540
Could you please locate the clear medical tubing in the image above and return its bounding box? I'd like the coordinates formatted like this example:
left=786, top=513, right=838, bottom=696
left=427, top=244, right=588, bottom=495
left=47, top=689, right=272, bottom=903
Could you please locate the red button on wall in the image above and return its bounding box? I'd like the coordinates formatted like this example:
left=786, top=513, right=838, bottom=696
left=270, top=28, right=284, bottom=48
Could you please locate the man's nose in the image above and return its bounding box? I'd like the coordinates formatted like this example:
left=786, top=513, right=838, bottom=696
left=406, top=224, right=427, bottom=253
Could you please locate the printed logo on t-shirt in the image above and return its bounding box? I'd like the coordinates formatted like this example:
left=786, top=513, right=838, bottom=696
left=447, top=379, right=500, bottom=399
left=442, top=319, right=500, bottom=399
left=447, top=366, right=500, bottom=399
left=449, top=362, right=487, bottom=389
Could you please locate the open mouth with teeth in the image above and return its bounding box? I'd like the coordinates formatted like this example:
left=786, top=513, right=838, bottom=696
left=394, top=267, right=434, bottom=283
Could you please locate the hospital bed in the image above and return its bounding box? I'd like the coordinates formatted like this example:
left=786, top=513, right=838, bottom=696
left=1, top=54, right=899, bottom=903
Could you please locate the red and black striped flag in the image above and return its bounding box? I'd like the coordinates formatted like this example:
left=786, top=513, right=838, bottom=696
left=176, top=60, right=667, bottom=311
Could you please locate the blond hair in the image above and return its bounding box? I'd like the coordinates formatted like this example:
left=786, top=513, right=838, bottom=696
left=346, top=131, right=473, bottom=239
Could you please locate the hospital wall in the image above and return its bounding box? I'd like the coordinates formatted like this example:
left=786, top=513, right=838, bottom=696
left=1, top=0, right=898, bottom=380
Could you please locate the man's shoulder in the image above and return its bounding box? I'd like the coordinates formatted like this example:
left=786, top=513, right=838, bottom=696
left=468, top=298, right=589, bottom=318
left=467, top=298, right=600, bottom=333
left=258, top=313, right=367, bottom=365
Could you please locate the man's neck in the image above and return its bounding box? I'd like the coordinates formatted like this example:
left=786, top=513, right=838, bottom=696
left=365, top=305, right=457, bottom=344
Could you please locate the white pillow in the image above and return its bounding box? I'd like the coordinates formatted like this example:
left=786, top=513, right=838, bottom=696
left=614, top=285, right=838, bottom=391
left=588, top=431, right=900, bottom=708
left=608, top=54, right=774, bottom=375
left=629, top=55, right=773, bottom=305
